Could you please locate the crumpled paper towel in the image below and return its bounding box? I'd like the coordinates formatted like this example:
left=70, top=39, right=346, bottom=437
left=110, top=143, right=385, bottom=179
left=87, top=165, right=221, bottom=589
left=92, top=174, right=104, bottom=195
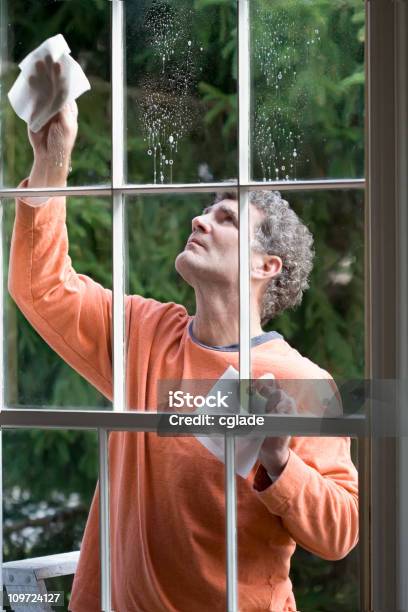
left=195, top=365, right=268, bottom=478
left=8, top=34, right=90, bottom=133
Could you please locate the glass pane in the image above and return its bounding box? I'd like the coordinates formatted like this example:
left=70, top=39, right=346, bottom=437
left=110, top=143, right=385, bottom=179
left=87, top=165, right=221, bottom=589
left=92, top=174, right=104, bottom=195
left=251, top=0, right=365, bottom=181
left=125, top=190, right=241, bottom=411
left=250, top=189, right=364, bottom=382
left=2, top=429, right=99, bottom=611
left=126, top=194, right=206, bottom=315
left=3, top=195, right=113, bottom=409
left=105, top=431, right=227, bottom=610
left=126, top=0, right=237, bottom=184
left=237, top=436, right=360, bottom=611
left=0, top=0, right=111, bottom=188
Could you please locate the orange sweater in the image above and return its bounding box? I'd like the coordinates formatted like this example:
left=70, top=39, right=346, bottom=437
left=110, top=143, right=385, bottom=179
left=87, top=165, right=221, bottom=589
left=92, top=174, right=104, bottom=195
left=8, top=181, right=359, bottom=612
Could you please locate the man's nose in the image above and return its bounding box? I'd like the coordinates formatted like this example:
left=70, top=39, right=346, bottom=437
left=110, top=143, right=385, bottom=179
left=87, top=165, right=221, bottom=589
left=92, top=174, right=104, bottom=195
left=192, top=214, right=211, bottom=233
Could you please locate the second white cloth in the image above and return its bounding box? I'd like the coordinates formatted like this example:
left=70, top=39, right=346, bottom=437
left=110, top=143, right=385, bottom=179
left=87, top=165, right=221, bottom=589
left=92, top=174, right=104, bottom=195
left=195, top=366, right=267, bottom=478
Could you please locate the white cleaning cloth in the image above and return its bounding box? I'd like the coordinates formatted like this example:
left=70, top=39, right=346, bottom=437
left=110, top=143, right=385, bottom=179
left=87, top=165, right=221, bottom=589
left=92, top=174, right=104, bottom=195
left=195, top=366, right=267, bottom=478
left=8, top=34, right=90, bottom=133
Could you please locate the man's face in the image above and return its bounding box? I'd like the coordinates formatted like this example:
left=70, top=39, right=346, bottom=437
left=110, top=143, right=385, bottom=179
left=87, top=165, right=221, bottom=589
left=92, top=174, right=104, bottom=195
left=175, top=199, right=265, bottom=290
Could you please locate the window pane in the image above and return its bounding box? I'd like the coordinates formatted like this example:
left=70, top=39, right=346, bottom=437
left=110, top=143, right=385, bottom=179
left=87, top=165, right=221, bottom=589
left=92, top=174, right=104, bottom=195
left=2, top=429, right=98, bottom=612
left=243, top=188, right=362, bottom=609
left=237, top=435, right=360, bottom=611
left=0, top=0, right=111, bottom=188
left=126, top=0, right=237, bottom=184
left=251, top=0, right=365, bottom=181
left=125, top=191, right=240, bottom=410
left=250, top=189, right=364, bottom=383
left=104, top=431, right=226, bottom=610
left=126, top=194, right=205, bottom=315
left=3, top=195, right=113, bottom=409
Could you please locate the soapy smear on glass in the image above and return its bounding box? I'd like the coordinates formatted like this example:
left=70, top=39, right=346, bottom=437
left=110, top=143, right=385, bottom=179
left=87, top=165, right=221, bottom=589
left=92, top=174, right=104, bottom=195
left=139, top=1, right=203, bottom=184
left=253, top=4, right=321, bottom=181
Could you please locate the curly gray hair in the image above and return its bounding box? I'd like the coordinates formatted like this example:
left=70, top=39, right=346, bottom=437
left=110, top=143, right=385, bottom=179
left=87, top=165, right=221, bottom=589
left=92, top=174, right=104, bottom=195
left=213, top=190, right=315, bottom=325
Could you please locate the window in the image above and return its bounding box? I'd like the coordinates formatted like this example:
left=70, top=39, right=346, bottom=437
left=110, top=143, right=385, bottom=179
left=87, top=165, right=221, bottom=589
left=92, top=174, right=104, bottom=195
left=1, top=0, right=407, bottom=610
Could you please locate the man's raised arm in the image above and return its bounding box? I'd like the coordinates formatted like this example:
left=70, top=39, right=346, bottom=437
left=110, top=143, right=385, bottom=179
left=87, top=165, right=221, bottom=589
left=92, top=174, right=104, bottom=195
left=8, top=98, right=117, bottom=400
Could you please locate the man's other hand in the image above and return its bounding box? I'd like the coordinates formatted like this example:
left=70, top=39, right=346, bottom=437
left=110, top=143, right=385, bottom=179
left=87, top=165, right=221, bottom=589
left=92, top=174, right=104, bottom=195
left=253, top=374, right=297, bottom=478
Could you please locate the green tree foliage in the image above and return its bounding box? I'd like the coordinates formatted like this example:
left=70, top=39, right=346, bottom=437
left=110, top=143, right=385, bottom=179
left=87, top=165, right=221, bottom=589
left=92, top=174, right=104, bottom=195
left=1, top=0, right=364, bottom=609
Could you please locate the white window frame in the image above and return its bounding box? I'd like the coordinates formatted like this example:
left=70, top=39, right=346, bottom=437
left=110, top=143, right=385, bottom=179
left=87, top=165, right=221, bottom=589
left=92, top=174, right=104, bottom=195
left=2, top=0, right=407, bottom=609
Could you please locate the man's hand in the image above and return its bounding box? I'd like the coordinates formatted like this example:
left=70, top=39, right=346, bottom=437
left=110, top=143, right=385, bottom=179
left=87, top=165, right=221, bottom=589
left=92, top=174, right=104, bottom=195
left=27, top=64, right=78, bottom=190
left=253, top=374, right=297, bottom=478
left=26, top=56, right=78, bottom=181
left=28, top=54, right=68, bottom=132
left=28, top=99, right=78, bottom=167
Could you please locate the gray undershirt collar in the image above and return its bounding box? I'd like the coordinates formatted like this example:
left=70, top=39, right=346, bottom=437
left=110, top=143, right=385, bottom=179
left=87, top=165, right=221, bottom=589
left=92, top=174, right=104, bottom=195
left=188, top=320, right=283, bottom=352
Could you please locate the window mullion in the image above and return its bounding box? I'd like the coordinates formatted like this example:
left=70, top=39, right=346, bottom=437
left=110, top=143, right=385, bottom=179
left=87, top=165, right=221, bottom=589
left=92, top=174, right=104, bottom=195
left=0, top=410, right=366, bottom=436
left=111, top=0, right=126, bottom=414
left=98, top=2, right=126, bottom=611
left=224, top=436, right=238, bottom=612
left=223, top=2, right=252, bottom=612
left=98, top=428, right=111, bottom=612
left=0, top=178, right=366, bottom=200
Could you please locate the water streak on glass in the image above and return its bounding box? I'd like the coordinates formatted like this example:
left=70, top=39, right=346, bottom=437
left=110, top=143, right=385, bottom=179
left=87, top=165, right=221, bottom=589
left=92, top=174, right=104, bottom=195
left=251, top=0, right=365, bottom=182
left=253, top=3, right=321, bottom=182
left=139, top=2, right=203, bottom=184
left=126, top=0, right=237, bottom=184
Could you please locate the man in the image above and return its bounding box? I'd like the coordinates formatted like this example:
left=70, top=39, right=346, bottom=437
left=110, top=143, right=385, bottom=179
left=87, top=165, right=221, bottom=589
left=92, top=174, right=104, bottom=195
left=9, top=98, right=358, bottom=612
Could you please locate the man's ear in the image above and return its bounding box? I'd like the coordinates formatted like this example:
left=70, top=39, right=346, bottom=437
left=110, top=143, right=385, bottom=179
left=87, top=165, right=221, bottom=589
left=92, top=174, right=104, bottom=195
left=251, top=254, right=282, bottom=281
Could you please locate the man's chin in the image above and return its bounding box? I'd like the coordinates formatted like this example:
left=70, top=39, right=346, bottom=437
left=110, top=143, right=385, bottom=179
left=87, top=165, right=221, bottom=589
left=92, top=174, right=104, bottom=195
left=175, top=251, right=191, bottom=278
left=175, top=250, right=188, bottom=268
left=176, top=248, right=198, bottom=264
left=175, top=251, right=204, bottom=283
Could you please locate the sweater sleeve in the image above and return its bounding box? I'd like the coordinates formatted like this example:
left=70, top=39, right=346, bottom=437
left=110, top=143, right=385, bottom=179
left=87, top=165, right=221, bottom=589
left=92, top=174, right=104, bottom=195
left=253, top=435, right=359, bottom=561
left=7, top=178, right=130, bottom=401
